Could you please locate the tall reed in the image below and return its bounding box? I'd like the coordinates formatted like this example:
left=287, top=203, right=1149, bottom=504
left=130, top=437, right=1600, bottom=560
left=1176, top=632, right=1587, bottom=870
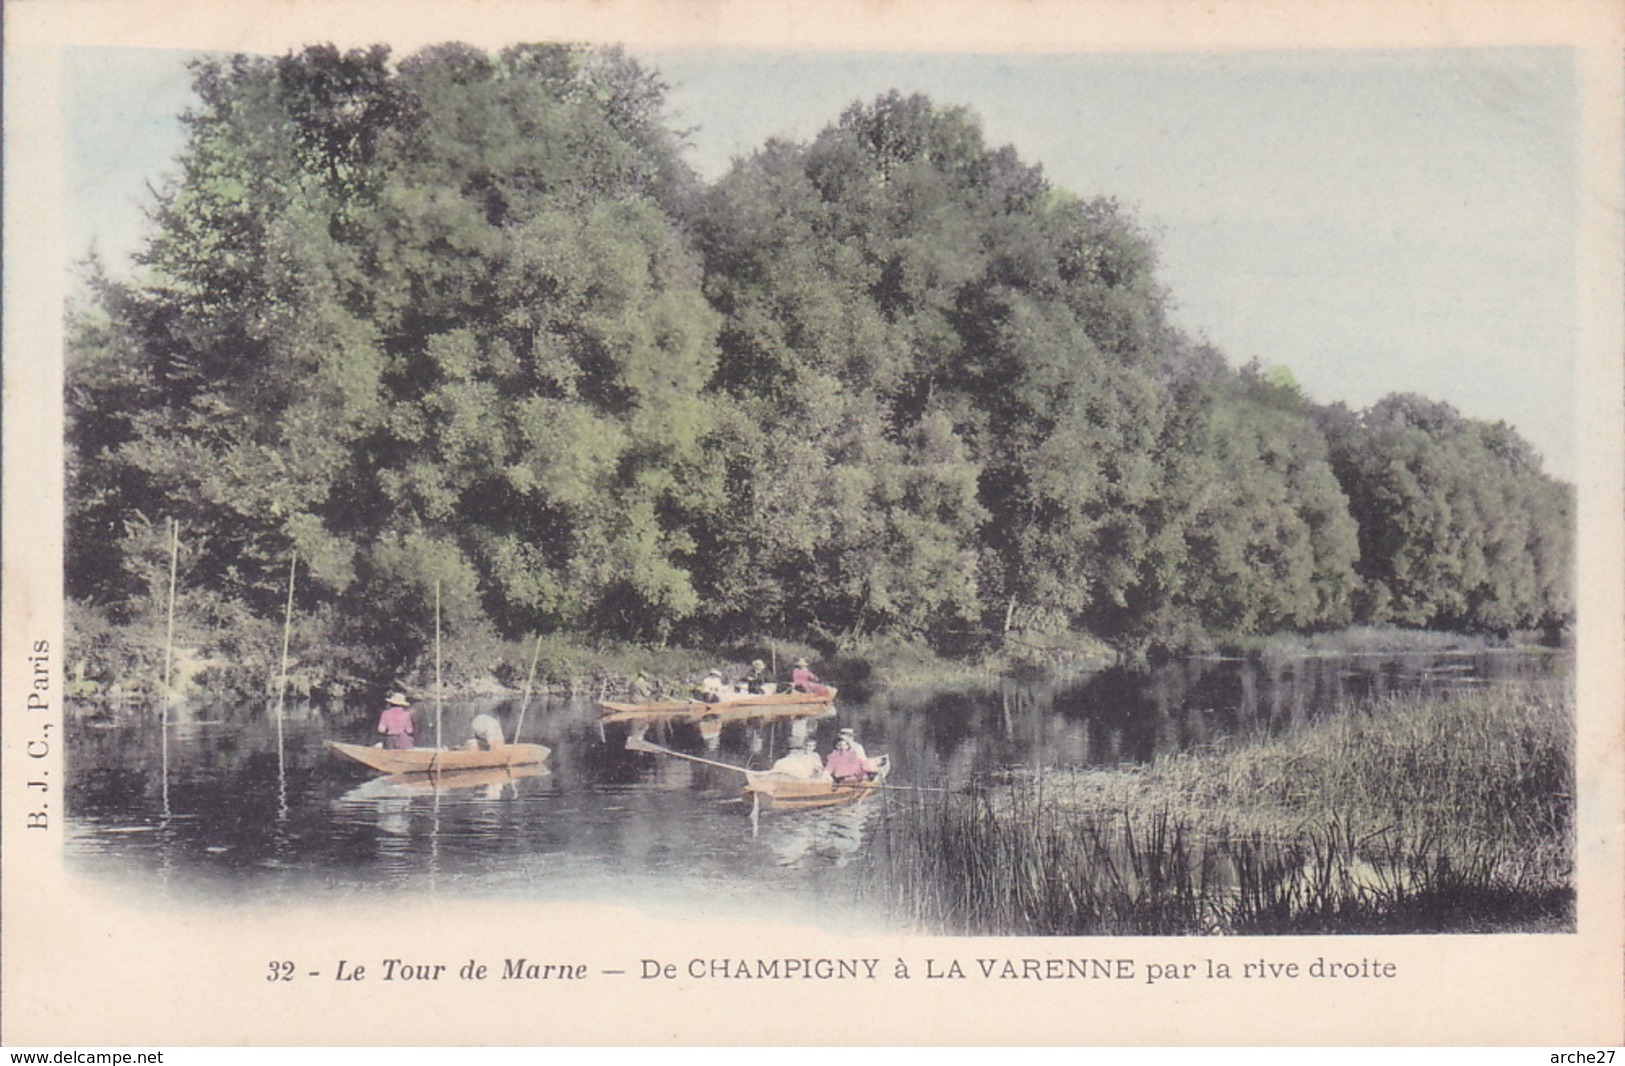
left=863, top=676, right=1573, bottom=935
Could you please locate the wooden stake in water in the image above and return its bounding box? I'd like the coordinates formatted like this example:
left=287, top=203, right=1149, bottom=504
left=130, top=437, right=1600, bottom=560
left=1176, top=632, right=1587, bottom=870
left=162, top=518, right=179, bottom=704
left=434, top=580, right=443, bottom=750
left=275, top=553, right=297, bottom=720
left=512, top=632, right=544, bottom=745
left=274, top=553, right=296, bottom=820
left=161, top=518, right=179, bottom=818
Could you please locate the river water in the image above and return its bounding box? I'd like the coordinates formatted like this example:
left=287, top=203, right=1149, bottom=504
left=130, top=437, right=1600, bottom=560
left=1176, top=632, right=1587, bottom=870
left=64, top=648, right=1566, bottom=932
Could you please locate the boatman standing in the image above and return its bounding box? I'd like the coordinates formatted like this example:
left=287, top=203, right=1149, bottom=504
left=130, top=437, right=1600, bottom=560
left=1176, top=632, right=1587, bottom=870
left=377, top=693, right=415, bottom=750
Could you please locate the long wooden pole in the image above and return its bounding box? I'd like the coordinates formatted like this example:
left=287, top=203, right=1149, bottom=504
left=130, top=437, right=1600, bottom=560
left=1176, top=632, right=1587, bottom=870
left=274, top=553, right=297, bottom=719
left=161, top=519, right=179, bottom=818
left=162, top=519, right=179, bottom=702
left=434, top=580, right=443, bottom=750
left=629, top=740, right=757, bottom=776
left=274, top=554, right=296, bottom=820
left=511, top=632, right=544, bottom=744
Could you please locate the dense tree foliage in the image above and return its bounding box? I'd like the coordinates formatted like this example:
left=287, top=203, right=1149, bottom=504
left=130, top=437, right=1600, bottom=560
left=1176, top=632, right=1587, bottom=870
left=66, top=45, right=1574, bottom=692
left=1319, top=395, right=1572, bottom=634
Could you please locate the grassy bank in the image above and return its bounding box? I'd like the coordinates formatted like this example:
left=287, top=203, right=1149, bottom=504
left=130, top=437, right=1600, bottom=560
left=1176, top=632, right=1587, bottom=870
left=1214, top=624, right=1563, bottom=660
left=864, top=676, right=1574, bottom=935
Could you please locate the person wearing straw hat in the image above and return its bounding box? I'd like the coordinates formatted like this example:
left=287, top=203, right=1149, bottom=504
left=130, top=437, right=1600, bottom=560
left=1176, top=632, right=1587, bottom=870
left=376, top=692, right=415, bottom=751
left=837, top=726, right=869, bottom=764
left=790, top=658, right=830, bottom=697
left=744, top=660, right=768, bottom=695
left=694, top=668, right=725, bottom=703
left=770, top=736, right=829, bottom=780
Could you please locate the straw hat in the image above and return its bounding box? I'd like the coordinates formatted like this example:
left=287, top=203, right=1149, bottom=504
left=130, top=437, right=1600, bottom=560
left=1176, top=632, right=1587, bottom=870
left=794, top=658, right=809, bottom=668
left=752, top=660, right=766, bottom=671
left=387, top=692, right=410, bottom=706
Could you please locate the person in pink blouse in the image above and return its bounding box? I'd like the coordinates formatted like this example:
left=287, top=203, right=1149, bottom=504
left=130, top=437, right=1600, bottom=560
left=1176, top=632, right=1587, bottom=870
left=824, top=736, right=870, bottom=783
left=376, top=692, right=415, bottom=750
left=790, top=658, right=831, bottom=696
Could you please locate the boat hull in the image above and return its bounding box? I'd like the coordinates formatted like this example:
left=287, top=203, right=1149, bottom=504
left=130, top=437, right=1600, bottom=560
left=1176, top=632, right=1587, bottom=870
left=328, top=740, right=550, bottom=775
left=600, top=688, right=837, bottom=724
left=742, top=755, right=889, bottom=811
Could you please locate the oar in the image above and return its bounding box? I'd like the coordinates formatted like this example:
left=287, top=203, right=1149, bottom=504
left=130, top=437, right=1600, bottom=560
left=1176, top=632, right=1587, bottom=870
left=626, top=738, right=760, bottom=777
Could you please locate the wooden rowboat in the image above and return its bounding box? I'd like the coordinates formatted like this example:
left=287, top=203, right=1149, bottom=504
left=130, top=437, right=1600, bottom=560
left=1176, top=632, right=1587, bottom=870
left=742, top=755, right=890, bottom=811
left=328, top=740, right=550, bottom=775
left=599, top=688, right=837, bottom=724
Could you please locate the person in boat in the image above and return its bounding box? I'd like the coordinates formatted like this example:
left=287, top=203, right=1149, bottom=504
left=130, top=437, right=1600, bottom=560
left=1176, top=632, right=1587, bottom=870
left=824, top=735, right=871, bottom=784
left=790, top=658, right=831, bottom=697
left=770, top=737, right=830, bottom=780
left=629, top=671, right=654, bottom=703
left=744, top=660, right=768, bottom=695
left=693, top=669, right=725, bottom=703
left=837, top=727, right=869, bottom=764
left=376, top=692, right=415, bottom=751
left=465, top=712, right=505, bottom=751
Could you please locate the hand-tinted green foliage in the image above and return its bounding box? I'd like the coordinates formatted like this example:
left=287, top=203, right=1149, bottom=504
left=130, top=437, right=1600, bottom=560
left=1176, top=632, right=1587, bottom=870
left=66, top=56, right=1574, bottom=690
left=1127, top=362, right=1359, bottom=648
left=68, top=43, right=717, bottom=683
left=1321, top=395, right=1573, bottom=633
left=688, top=95, right=1007, bottom=645
left=692, top=94, right=1185, bottom=648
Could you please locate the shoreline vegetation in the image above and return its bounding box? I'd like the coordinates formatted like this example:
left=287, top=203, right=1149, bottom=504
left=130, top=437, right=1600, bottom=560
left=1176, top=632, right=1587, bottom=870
left=63, top=606, right=1555, bottom=709
left=863, top=673, right=1574, bottom=935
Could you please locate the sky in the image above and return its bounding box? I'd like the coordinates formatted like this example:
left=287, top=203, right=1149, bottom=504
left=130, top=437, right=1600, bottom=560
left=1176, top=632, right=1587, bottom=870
left=62, top=45, right=1581, bottom=480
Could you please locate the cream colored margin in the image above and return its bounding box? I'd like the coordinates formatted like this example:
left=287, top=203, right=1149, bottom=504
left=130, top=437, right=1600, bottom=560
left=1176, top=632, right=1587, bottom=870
left=4, top=0, right=1621, bottom=1047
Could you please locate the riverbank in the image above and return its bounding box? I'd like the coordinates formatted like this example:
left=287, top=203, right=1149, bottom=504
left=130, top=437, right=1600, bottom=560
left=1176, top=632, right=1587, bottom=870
left=65, top=593, right=1550, bottom=709
left=864, top=674, right=1573, bottom=935
left=66, top=602, right=1115, bottom=705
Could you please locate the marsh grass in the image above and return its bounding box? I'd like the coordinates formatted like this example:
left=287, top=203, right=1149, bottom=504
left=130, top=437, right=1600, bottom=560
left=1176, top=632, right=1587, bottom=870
left=864, top=676, right=1573, bottom=935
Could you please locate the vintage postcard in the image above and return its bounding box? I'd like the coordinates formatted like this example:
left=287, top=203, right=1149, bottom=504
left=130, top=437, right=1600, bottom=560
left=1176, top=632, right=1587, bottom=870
left=4, top=0, right=1622, bottom=1048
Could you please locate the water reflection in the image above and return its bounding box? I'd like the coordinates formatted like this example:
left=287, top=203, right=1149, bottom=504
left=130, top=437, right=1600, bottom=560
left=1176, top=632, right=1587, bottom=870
left=66, top=649, right=1563, bottom=926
